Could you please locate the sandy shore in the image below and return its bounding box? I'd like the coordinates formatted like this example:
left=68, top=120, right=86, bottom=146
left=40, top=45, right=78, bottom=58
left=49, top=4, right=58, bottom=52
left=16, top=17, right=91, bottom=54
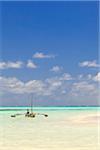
left=0, top=108, right=99, bottom=150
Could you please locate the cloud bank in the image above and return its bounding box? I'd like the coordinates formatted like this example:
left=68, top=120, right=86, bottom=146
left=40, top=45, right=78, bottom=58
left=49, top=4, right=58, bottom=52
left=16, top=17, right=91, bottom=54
left=0, top=72, right=99, bottom=106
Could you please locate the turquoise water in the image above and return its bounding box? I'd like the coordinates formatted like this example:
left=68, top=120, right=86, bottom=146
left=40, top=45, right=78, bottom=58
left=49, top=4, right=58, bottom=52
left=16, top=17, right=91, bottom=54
left=0, top=106, right=100, bottom=111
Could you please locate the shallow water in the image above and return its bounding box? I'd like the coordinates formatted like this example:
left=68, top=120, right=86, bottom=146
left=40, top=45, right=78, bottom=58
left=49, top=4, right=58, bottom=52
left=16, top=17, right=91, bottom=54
left=0, top=107, right=100, bottom=150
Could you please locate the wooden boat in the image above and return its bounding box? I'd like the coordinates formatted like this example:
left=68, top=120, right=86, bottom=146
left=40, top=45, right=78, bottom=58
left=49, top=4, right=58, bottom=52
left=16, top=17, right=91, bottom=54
left=11, top=95, right=48, bottom=118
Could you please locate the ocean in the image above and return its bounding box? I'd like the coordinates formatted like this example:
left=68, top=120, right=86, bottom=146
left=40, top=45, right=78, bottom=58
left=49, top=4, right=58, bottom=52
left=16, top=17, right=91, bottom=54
left=0, top=107, right=100, bottom=150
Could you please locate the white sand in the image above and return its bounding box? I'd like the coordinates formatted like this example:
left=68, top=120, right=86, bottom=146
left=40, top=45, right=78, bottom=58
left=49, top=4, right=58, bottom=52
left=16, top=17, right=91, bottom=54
left=0, top=108, right=100, bottom=150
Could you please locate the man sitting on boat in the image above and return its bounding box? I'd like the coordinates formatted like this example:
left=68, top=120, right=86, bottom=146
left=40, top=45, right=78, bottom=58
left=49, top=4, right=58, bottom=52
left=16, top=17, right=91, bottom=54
left=26, top=109, right=30, bottom=115
left=25, top=109, right=36, bottom=118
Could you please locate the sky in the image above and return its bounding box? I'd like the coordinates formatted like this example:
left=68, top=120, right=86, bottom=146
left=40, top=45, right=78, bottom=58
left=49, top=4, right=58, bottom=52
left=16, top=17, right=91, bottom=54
left=0, top=1, right=99, bottom=106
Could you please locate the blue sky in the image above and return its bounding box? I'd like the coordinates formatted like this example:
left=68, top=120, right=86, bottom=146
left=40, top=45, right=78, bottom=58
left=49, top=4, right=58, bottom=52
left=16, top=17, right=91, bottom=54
left=0, top=1, right=99, bottom=106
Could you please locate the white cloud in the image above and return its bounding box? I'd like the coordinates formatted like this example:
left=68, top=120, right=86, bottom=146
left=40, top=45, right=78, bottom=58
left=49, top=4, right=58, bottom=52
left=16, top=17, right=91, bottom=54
left=93, top=72, right=100, bottom=82
left=0, top=62, right=7, bottom=69
left=33, top=52, right=55, bottom=59
left=79, top=60, right=100, bottom=68
left=7, top=61, right=23, bottom=68
left=46, top=73, right=72, bottom=84
left=77, top=73, right=100, bottom=83
left=0, top=73, right=99, bottom=106
left=50, top=66, right=63, bottom=73
left=0, top=76, right=45, bottom=95
left=77, top=74, right=93, bottom=81
left=73, top=81, right=95, bottom=92
left=70, top=81, right=97, bottom=97
left=27, top=60, right=37, bottom=69
left=0, top=60, right=37, bottom=69
left=0, top=61, right=23, bottom=69
left=0, top=76, right=25, bottom=94
left=60, top=73, right=73, bottom=80
left=25, top=80, right=46, bottom=95
left=0, top=73, right=72, bottom=96
left=46, top=77, right=62, bottom=88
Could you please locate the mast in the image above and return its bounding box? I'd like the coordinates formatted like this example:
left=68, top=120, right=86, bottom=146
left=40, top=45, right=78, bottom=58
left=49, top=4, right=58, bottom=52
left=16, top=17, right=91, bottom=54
left=30, top=94, right=33, bottom=113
